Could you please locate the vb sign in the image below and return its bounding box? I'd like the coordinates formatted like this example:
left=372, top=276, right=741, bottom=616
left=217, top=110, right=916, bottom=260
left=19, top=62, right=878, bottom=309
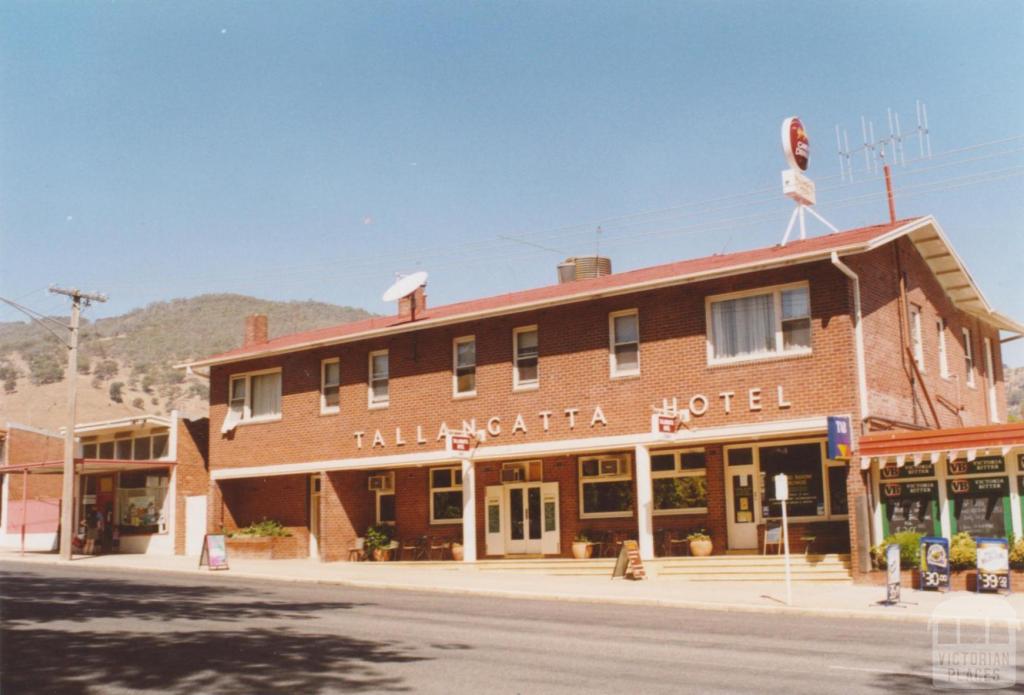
left=827, top=416, right=852, bottom=460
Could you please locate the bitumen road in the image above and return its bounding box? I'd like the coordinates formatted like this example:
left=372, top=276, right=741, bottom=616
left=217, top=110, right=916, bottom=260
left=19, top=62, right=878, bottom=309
left=0, top=561, right=1018, bottom=694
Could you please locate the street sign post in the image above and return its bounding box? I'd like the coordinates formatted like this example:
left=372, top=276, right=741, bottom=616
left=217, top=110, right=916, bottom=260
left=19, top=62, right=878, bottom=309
left=775, top=473, right=792, bottom=606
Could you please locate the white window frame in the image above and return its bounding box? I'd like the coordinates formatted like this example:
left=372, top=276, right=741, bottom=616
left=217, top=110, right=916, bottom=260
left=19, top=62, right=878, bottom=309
left=984, top=337, right=999, bottom=422
left=452, top=335, right=477, bottom=399
left=320, top=358, right=341, bottom=415
left=228, top=368, right=283, bottom=425
left=578, top=454, right=634, bottom=519
left=705, top=282, right=812, bottom=366
left=936, top=318, right=950, bottom=379
left=909, top=304, right=924, bottom=372
left=962, top=327, right=976, bottom=388
left=368, top=350, right=389, bottom=409
left=650, top=448, right=708, bottom=516
left=512, top=325, right=539, bottom=391
left=608, top=309, right=640, bottom=378
left=429, top=465, right=463, bottom=524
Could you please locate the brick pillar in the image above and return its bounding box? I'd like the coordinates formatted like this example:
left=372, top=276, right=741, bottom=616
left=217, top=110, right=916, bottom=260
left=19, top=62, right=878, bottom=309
left=846, top=463, right=871, bottom=580
left=321, top=470, right=373, bottom=562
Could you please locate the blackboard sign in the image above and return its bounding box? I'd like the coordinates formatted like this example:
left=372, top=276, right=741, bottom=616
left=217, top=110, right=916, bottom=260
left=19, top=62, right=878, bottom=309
left=919, top=536, right=950, bottom=591
left=879, top=461, right=935, bottom=480
left=947, top=456, right=1005, bottom=476
left=199, top=534, right=229, bottom=570
left=949, top=477, right=1008, bottom=537
left=881, top=480, right=937, bottom=535
left=976, top=538, right=1010, bottom=594
left=611, top=539, right=646, bottom=580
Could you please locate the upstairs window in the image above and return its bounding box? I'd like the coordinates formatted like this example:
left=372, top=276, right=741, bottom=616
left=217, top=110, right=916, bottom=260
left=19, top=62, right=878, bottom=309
left=513, top=326, right=539, bottom=390
left=368, top=350, right=389, bottom=408
left=321, top=358, right=340, bottom=414
left=984, top=337, right=998, bottom=422
left=962, top=328, right=975, bottom=387
left=708, top=284, right=811, bottom=363
left=453, top=336, right=476, bottom=397
left=936, top=318, right=949, bottom=378
left=223, top=370, right=282, bottom=432
left=609, top=310, right=640, bottom=377
left=909, top=304, right=924, bottom=371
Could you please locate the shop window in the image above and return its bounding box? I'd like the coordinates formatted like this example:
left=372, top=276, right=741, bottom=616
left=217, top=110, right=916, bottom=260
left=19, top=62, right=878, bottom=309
left=881, top=480, right=939, bottom=536
left=98, top=441, right=115, bottom=460
left=118, top=470, right=169, bottom=534
left=513, top=326, right=539, bottom=390
left=377, top=492, right=396, bottom=525
left=321, top=358, right=340, bottom=414
left=579, top=455, right=633, bottom=518
left=368, top=350, right=389, bottom=408
left=115, top=437, right=132, bottom=460
left=651, top=450, right=707, bottom=514
left=949, top=477, right=1008, bottom=538
left=82, top=442, right=98, bottom=459
left=827, top=465, right=849, bottom=517
left=759, top=442, right=825, bottom=518
left=133, top=437, right=152, bottom=460
left=152, top=433, right=169, bottom=459
left=430, top=466, right=463, bottom=523
left=707, top=283, right=811, bottom=363
left=609, top=310, right=640, bottom=377
left=224, top=370, right=282, bottom=431
left=453, top=336, right=476, bottom=397
left=727, top=447, right=754, bottom=467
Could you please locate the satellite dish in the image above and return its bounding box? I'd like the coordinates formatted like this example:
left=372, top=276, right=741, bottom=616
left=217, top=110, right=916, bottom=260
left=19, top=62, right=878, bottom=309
left=382, top=271, right=428, bottom=302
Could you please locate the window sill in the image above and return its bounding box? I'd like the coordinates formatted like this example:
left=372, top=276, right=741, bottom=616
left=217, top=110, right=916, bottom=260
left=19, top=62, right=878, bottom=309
left=320, top=408, right=340, bottom=417
left=579, top=511, right=634, bottom=520
left=512, top=383, right=540, bottom=393
left=234, top=415, right=282, bottom=428
left=707, top=349, right=812, bottom=369
left=452, top=391, right=478, bottom=401
left=653, top=508, right=708, bottom=516
left=429, top=519, right=463, bottom=526
left=609, top=371, right=641, bottom=381
left=368, top=401, right=390, bottom=411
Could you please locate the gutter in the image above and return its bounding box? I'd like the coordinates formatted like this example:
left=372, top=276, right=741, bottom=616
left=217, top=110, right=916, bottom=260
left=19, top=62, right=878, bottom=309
left=830, top=252, right=870, bottom=425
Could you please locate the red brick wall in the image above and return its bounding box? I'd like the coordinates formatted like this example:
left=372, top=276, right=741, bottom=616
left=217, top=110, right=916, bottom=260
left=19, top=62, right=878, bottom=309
left=213, top=474, right=310, bottom=558
left=173, top=418, right=210, bottom=555
left=321, top=470, right=373, bottom=561
left=850, top=238, right=1004, bottom=430
left=208, top=260, right=861, bottom=470
left=5, top=427, right=64, bottom=502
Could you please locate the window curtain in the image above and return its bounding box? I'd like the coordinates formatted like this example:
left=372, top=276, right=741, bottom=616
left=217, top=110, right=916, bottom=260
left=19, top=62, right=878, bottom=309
left=251, top=373, right=281, bottom=418
left=712, top=294, right=774, bottom=358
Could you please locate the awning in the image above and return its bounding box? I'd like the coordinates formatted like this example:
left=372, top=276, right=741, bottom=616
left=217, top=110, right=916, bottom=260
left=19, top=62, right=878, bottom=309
left=0, top=458, right=176, bottom=475
left=855, top=423, right=1024, bottom=469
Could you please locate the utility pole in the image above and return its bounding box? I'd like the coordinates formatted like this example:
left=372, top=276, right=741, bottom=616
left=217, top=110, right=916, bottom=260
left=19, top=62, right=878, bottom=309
left=49, top=286, right=107, bottom=561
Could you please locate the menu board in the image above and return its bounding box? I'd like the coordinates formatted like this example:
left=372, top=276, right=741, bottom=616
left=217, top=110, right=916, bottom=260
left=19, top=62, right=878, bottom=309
left=881, top=481, right=937, bottom=536
left=199, top=534, right=229, bottom=570
left=947, top=456, right=1005, bottom=476
left=949, top=477, right=1008, bottom=537
left=879, top=461, right=935, bottom=480
left=977, top=538, right=1010, bottom=593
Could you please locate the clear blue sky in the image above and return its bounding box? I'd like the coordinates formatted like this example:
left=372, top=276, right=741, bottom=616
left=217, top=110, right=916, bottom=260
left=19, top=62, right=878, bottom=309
left=2, top=2, right=1022, bottom=363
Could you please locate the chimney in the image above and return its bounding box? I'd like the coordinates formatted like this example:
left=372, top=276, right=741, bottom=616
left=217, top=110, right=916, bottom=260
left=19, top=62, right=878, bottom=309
left=398, top=286, right=427, bottom=319
left=244, top=314, right=268, bottom=347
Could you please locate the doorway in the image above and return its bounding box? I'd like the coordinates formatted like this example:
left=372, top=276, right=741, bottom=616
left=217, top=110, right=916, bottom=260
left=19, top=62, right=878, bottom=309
left=309, top=475, right=321, bottom=559
left=484, top=482, right=560, bottom=556
left=506, top=484, right=543, bottom=554
left=725, top=447, right=760, bottom=551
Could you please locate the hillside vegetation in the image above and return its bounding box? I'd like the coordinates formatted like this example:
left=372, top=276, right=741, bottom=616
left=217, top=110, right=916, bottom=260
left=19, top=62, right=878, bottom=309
left=0, top=294, right=373, bottom=429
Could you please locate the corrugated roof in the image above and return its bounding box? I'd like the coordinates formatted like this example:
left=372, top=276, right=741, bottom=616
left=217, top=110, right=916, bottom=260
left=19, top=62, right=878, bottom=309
left=859, top=423, right=1024, bottom=458
left=182, top=215, right=1021, bottom=368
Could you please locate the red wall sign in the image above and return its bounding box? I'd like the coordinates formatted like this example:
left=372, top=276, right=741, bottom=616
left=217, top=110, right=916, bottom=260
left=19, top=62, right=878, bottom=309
left=449, top=434, right=472, bottom=453
left=782, top=117, right=809, bottom=171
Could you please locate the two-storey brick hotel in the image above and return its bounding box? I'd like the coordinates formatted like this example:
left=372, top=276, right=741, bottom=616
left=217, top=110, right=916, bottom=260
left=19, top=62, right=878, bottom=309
left=184, top=215, right=1022, bottom=576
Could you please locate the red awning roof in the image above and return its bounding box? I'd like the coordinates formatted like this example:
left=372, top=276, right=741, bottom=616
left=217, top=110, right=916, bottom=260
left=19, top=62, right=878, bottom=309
left=856, top=423, right=1024, bottom=469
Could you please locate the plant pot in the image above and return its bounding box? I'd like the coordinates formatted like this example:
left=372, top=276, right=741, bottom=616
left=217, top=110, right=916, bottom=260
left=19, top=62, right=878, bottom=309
left=451, top=543, right=464, bottom=562
left=572, top=541, right=593, bottom=559
left=371, top=547, right=391, bottom=562
left=689, top=539, right=713, bottom=557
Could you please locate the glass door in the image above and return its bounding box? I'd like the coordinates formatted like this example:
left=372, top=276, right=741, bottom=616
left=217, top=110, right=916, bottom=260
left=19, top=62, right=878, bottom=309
left=725, top=447, right=759, bottom=550
left=505, top=484, right=543, bottom=554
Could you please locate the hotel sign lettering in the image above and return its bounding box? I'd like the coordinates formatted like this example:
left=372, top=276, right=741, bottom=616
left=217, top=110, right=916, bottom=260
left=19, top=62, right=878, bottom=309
left=351, top=384, right=797, bottom=450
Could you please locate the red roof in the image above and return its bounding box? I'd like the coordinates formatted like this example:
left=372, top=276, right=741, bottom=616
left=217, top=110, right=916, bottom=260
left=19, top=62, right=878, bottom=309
left=191, top=217, right=922, bottom=367
left=858, top=423, right=1024, bottom=459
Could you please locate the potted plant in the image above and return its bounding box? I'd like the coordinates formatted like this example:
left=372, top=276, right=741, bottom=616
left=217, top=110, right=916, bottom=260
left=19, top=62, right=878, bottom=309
left=688, top=529, right=713, bottom=557
left=572, top=531, right=594, bottom=559
left=451, top=541, right=464, bottom=562
left=364, top=524, right=395, bottom=561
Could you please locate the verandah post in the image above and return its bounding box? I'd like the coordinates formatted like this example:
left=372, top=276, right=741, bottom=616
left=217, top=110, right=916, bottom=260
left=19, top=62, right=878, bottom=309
left=461, top=458, right=477, bottom=562
left=634, top=444, right=654, bottom=561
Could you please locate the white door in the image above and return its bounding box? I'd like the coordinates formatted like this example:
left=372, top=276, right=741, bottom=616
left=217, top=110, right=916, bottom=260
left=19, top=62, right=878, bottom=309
left=484, top=485, right=505, bottom=557
left=726, top=466, right=759, bottom=550
left=185, top=495, right=207, bottom=557
left=309, top=475, right=321, bottom=559
left=505, top=483, right=544, bottom=555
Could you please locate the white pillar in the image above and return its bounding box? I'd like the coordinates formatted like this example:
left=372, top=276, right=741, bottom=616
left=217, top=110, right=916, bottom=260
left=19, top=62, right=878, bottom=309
left=634, top=444, right=654, bottom=561
left=461, top=458, right=477, bottom=562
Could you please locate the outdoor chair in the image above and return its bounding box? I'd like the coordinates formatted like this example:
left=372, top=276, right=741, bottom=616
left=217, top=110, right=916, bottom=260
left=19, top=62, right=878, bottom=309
left=348, top=537, right=365, bottom=562
left=399, top=536, right=427, bottom=561
left=667, top=530, right=691, bottom=557
left=427, top=536, right=451, bottom=560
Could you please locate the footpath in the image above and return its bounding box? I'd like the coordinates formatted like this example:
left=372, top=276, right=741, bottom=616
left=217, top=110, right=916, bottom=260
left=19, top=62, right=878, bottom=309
left=2, top=549, right=1019, bottom=626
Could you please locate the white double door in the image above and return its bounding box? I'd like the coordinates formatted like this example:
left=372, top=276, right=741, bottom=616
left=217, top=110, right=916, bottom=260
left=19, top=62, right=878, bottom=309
left=485, top=482, right=560, bottom=556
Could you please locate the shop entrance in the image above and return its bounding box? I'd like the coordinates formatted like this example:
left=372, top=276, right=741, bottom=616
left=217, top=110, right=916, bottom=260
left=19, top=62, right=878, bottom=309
left=309, top=475, right=321, bottom=558
left=725, top=449, right=759, bottom=550
left=484, top=482, right=560, bottom=556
